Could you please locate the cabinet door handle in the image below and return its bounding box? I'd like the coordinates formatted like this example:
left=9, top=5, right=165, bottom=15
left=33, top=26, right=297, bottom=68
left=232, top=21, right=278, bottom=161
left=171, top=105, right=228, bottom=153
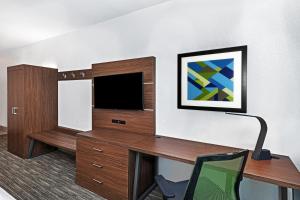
left=12, top=107, right=18, bottom=115
left=92, top=179, right=103, bottom=184
left=92, top=163, right=103, bottom=168
left=92, top=147, right=103, bottom=152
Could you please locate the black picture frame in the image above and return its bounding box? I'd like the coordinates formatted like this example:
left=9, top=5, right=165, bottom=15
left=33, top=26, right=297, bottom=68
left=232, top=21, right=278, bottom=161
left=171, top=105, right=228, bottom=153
left=178, top=46, right=247, bottom=113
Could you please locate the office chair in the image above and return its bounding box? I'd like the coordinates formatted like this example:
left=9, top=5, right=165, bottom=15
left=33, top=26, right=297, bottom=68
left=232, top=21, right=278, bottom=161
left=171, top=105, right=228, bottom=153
left=155, top=150, right=249, bottom=200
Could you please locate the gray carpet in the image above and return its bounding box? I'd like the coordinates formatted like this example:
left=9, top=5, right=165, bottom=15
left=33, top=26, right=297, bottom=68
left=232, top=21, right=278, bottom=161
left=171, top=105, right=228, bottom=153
left=0, top=134, right=162, bottom=200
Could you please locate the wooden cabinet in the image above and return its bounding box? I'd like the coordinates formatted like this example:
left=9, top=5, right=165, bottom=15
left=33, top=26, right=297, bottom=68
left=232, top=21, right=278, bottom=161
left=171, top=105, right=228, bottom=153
left=76, top=137, right=129, bottom=200
left=76, top=129, right=156, bottom=200
left=76, top=57, right=156, bottom=199
left=7, top=65, right=58, bottom=158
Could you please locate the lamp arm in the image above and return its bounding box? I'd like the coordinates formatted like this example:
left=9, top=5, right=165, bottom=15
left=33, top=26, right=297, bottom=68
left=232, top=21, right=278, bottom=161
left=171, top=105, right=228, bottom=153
left=252, top=116, right=268, bottom=160
left=226, top=112, right=271, bottom=160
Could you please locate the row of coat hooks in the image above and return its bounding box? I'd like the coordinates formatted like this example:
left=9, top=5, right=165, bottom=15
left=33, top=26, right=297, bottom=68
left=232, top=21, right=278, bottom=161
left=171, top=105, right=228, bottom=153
left=61, top=72, right=85, bottom=79
left=58, top=69, right=92, bottom=81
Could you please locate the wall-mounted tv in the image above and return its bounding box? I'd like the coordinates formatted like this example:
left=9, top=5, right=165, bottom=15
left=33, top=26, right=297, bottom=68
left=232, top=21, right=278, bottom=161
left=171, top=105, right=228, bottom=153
left=94, top=72, right=144, bottom=110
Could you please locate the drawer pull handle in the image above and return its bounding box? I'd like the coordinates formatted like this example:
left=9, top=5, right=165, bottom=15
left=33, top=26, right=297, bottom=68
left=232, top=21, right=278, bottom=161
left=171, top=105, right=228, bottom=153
left=92, top=179, right=103, bottom=184
left=92, top=163, right=103, bottom=168
left=92, top=147, right=103, bottom=152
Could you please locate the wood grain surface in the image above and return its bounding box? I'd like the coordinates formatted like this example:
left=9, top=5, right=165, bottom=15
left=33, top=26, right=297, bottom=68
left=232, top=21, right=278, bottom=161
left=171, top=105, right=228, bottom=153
left=92, top=57, right=156, bottom=135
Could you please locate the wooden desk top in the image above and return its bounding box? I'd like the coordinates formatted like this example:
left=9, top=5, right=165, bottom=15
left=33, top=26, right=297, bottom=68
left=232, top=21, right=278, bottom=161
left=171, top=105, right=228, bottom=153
left=244, top=154, right=300, bottom=190
left=129, top=135, right=239, bottom=164
left=77, top=128, right=150, bottom=148
left=128, top=135, right=300, bottom=190
left=78, top=129, right=300, bottom=190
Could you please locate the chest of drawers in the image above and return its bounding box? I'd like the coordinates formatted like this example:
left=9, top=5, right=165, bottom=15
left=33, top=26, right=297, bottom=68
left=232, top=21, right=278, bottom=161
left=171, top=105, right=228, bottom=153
left=76, top=136, right=129, bottom=200
left=76, top=129, right=155, bottom=200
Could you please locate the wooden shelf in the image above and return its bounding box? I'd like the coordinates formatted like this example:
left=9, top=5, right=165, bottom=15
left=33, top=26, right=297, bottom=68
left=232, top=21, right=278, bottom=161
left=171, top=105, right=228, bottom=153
left=28, top=130, right=77, bottom=152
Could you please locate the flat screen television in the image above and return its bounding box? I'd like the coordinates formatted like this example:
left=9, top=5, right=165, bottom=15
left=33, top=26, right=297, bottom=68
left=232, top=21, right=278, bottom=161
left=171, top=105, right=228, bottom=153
left=94, top=72, right=144, bottom=110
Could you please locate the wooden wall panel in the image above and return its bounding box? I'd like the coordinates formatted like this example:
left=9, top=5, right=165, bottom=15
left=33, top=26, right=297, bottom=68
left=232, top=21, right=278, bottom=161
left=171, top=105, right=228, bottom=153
left=92, top=57, right=154, bottom=83
left=144, top=84, right=154, bottom=110
left=93, top=109, right=154, bottom=134
left=23, top=66, right=58, bottom=158
left=92, top=57, right=156, bottom=135
left=24, top=67, right=43, bottom=134
left=41, top=67, right=58, bottom=130
left=23, top=66, right=58, bottom=133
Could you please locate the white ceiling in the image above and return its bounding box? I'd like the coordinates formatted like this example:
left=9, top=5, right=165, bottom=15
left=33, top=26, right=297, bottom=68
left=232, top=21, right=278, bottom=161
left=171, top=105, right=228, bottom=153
left=0, top=0, right=170, bottom=52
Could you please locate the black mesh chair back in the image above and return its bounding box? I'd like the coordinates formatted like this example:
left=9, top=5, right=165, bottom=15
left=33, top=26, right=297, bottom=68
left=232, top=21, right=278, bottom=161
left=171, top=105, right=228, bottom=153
left=184, top=150, right=249, bottom=200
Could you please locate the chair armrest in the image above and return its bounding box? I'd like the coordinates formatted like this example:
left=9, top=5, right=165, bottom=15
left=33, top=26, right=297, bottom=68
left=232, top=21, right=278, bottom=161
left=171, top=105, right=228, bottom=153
left=155, top=175, right=175, bottom=198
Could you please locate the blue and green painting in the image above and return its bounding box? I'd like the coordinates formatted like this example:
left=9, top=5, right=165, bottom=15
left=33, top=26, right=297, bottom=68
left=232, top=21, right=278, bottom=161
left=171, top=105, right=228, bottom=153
left=187, top=58, right=234, bottom=101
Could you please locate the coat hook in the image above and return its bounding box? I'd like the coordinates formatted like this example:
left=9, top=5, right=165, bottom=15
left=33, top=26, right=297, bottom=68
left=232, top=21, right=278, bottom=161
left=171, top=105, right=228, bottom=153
left=71, top=72, right=76, bottom=78
left=62, top=73, right=67, bottom=79
left=80, top=72, right=85, bottom=78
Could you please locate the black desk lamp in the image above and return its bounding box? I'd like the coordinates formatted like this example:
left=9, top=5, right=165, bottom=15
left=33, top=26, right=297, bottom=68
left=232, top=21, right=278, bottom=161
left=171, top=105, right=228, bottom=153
left=226, top=113, right=272, bottom=160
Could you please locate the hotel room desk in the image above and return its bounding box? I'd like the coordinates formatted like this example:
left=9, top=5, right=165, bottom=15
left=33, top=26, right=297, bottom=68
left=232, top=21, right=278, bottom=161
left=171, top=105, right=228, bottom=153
left=129, top=135, right=300, bottom=200
left=76, top=129, right=300, bottom=200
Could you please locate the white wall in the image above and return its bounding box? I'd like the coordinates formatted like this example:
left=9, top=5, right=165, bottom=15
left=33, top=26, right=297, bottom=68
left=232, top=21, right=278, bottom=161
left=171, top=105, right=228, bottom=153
left=58, top=80, right=92, bottom=131
left=0, top=0, right=299, bottom=199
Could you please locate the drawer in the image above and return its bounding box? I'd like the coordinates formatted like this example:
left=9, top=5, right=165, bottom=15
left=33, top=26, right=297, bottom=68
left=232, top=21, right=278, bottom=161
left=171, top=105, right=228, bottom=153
left=77, top=137, right=128, bottom=157
left=76, top=172, right=128, bottom=200
left=77, top=154, right=128, bottom=182
left=77, top=148, right=128, bottom=172
left=77, top=137, right=128, bottom=169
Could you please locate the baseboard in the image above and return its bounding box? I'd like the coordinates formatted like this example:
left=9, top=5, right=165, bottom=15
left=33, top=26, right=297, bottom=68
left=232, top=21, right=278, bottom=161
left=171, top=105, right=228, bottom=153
left=0, top=126, right=7, bottom=132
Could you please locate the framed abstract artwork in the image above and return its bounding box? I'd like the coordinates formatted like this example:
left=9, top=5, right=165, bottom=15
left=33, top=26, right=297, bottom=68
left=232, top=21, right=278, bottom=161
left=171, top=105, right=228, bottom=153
left=178, top=46, right=247, bottom=112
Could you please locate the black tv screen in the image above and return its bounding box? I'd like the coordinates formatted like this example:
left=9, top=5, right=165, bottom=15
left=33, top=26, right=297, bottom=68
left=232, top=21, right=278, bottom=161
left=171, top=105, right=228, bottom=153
left=94, top=72, right=144, bottom=110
